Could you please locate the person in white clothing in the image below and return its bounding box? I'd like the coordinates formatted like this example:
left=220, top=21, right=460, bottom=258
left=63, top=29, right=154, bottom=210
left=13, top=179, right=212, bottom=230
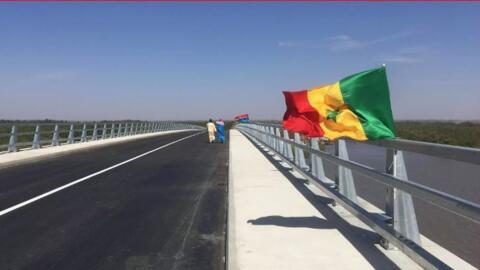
left=206, top=119, right=217, bottom=143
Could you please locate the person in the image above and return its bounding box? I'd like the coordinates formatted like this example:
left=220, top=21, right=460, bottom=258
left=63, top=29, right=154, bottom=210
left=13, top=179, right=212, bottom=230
left=215, top=119, right=225, bottom=143
left=206, top=119, right=217, bottom=143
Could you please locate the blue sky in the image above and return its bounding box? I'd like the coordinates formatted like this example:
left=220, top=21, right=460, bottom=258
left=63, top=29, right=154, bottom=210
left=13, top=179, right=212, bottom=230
left=0, top=3, right=479, bottom=121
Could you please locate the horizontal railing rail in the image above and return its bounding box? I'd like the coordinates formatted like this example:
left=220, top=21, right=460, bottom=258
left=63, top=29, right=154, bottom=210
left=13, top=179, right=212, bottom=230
left=236, top=122, right=480, bottom=270
left=0, top=121, right=204, bottom=154
left=251, top=122, right=480, bottom=165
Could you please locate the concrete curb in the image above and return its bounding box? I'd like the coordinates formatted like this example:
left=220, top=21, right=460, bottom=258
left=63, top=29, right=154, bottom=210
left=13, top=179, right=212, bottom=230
left=227, top=129, right=236, bottom=270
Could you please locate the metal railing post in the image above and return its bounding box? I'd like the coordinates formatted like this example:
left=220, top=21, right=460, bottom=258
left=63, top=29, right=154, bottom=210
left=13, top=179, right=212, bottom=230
left=32, top=125, right=41, bottom=149
left=130, top=123, right=134, bottom=135
left=392, top=150, right=421, bottom=245
left=264, top=126, right=270, bottom=146
left=51, top=124, right=60, bottom=146
left=67, top=124, right=75, bottom=144
left=382, top=148, right=396, bottom=249
left=265, top=126, right=272, bottom=148
left=134, top=123, right=139, bottom=134
left=275, top=128, right=283, bottom=155
left=92, top=123, right=98, bottom=141
left=310, top=138, right=330, bottom=184
left=336, top=139, right=358, bottom=203
left=110, top=123, right=116, bottom=138
left=269, top=127, right=277, bottom=150
left=80, top=124, right=87, bottom=142
left=102, top=123, right=107, bottom=139
left=7, top=126, right=17, bottom=152
left=293, top=132, right=309, bottom=170
left=117, top=123, right=122, bottom=137
left=283, top=130, right=294, bottom=161
left=258, top=126, right=264, bottom=143
left=385, top=148, right=395, bottom=217
left=262, top=126, right=268, bottom=144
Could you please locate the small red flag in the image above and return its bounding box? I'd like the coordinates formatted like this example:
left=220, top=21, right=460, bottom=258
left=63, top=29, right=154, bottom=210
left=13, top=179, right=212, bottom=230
left=234, top=114, right=249, bottom=120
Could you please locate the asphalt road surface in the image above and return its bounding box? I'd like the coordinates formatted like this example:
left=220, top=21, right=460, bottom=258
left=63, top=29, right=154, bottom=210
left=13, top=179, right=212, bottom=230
left=0, top=131, right=228, bottom=270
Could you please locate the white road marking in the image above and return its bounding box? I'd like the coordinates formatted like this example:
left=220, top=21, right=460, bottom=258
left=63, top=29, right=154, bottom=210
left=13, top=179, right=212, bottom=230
left=0, top=132, right=202, bottom=217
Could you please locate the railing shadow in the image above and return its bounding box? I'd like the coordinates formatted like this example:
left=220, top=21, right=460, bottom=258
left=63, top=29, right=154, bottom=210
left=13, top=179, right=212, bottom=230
left=245, top=135, right=402, bottom=269
left=248, top=216, right=334, bottom=229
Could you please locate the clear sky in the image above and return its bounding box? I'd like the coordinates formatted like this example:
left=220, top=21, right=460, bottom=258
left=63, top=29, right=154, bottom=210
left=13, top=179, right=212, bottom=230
left=0, top=3, right=479, bottom=121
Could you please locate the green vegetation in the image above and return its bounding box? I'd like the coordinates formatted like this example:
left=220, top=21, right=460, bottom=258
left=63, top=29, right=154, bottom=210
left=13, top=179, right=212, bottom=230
left=395, top=121, right=480, bottom=148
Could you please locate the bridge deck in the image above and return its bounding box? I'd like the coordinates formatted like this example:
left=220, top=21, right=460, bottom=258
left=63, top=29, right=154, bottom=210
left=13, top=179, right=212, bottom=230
left=228, top=129, right=422, bottom=270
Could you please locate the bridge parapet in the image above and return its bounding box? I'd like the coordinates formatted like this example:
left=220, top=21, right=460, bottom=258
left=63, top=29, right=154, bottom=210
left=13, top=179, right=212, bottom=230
left=236, top=122, right=480, bottom=270
left=1, top=121, right=204, bottom=154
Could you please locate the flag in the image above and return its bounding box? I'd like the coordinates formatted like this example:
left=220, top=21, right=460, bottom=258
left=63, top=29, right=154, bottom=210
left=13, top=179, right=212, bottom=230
left=235, top=114, right=250, bottom=123
left=283, top=66, right=396, bottom=140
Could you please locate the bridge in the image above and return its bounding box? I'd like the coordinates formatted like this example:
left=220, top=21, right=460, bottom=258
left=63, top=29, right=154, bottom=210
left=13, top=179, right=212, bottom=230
left=0, top=121, right=478, bottom=269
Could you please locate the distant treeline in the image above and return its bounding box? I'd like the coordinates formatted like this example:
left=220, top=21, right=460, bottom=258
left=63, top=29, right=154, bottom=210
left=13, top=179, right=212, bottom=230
left=395, top=121, right=480, bottom=148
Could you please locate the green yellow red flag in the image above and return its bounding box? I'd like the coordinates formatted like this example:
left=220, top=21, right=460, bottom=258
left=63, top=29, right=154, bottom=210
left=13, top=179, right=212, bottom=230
left=283, top=66, right=396, bottom=141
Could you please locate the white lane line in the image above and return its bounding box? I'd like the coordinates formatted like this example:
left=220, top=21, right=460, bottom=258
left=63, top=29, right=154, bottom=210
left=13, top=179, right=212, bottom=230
left=0, top=132, right=202, bottom=217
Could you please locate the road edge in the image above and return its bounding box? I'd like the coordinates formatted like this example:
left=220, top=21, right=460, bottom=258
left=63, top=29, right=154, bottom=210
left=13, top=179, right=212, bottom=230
left=226, top=129, right=237, bottom=270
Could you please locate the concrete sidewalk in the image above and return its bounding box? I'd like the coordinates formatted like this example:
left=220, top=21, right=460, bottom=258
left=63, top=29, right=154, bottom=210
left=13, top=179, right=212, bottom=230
left=228, top=129, right=422, bottom=270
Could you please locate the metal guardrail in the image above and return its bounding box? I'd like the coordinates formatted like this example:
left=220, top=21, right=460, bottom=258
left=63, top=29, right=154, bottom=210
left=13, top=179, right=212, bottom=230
left=253, top=122, right=480, bottom=165
left=236, top=122, right=480, bottom=270
left=0, top=121, right=204, bottom=154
